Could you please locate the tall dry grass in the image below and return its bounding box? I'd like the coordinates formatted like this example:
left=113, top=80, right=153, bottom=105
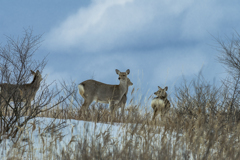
left=28, top=73, right=240, bottom=159
left=1, top=71, right=240, bottom=159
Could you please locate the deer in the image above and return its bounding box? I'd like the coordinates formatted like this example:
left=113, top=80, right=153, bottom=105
left=78, top=69, right=130, bottom=114
left=0, top=70, right=43, bottom=109
left=114, top=78, right=133, bottom=115
left=151, top=86, right=170, bottom=120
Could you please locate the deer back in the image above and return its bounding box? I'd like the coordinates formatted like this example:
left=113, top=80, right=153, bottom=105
left=78, top=69, right=130, bottom=104
left=79, top=80, right=125, bottom=103
left=0, top=70, right=42, bottom=103
left=0, top=83, right=23, bottom=101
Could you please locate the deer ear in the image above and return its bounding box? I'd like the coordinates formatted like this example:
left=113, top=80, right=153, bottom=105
left=30, top=70, right=35, bottom=75
left=158, top=86, right=162, bottom=89
left=164, top=86, right=168, bottom=91
left=126, top=69, right=130, bottom=75
left=115, top=69, right=120, bottom=75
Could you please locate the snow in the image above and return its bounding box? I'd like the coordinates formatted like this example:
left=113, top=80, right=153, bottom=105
left=0, top=117, right=182, bottom=159
left=0, top=117, right=125, bottom=159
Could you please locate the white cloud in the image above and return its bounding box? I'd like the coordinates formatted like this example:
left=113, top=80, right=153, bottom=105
left=45, top=0, right=134, bottom=52
left=45, top=0, right=232, bottom=53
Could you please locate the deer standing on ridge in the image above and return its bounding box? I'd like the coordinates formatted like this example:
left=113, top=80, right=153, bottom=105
left=151, top=86, right=170, bottom=120
left=0, top=70, right=42, bottom=109
left=78, top=69, right=130, bottom=114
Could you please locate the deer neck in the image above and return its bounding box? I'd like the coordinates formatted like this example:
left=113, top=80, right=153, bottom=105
left=119, top=79, right=128, bottom=94
left=31, top=76, right=41, bottom=89
left=157, top=96, right=167, bottom=100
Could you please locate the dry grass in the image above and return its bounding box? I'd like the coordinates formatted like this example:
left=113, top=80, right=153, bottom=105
left=33, top=78, right=240, bottom=159
left=2, top=76, right=240, bottom=159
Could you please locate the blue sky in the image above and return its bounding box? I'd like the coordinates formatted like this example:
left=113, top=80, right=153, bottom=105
left=1, top=0, right=240, bottom=100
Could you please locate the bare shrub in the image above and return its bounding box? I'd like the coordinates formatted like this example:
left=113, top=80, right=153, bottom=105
left=0, top=29, right=72, bottom=143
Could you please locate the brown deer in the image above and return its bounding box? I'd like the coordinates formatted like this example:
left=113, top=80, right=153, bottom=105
left=151, top=86, right=170, bottom=120
left=115, top=78, right=133, bottom=115
left=0, top=70, right=42, bottom=108
left=78, top=69, right=130, bottom=113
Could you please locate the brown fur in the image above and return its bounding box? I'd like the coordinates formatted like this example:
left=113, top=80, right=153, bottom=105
left=114, top=78, right=133, bottom=115
left=78, top=69, right=130, bottom=113
left=151, top=86, right=170, bottom=120
left=0, top=70, right=42, bottom=108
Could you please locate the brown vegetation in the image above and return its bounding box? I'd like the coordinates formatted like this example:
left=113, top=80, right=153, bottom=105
left=2, top=31, right=240, bottom=159
left=36, top=74, right=240, bottom=159
left=0, top=29, right=73, bottom=143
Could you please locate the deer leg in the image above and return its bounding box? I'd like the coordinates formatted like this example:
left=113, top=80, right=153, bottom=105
left=109, top=101, right=116, bottom=124
left=109, top=101, right=115, bottom=113
left=152, top=108, right=158, bottom=120
left=160, top=107, right=164, bottom=119
left=121, top=103, right=125, bottom=117
left=81, top=98, right=93, bottom=116
left=25, top=100, right=31, bottom=116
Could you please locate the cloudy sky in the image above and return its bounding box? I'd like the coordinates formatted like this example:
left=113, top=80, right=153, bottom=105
left=1, top=0, right=240, bottom=100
